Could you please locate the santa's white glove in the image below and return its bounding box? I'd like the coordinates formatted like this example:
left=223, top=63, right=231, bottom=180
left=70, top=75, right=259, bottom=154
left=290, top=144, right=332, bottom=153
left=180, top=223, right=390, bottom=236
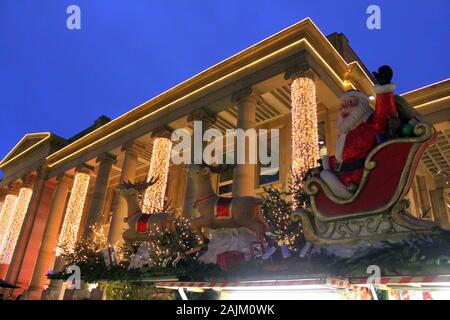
left=322, top=156, right=331, bottom=170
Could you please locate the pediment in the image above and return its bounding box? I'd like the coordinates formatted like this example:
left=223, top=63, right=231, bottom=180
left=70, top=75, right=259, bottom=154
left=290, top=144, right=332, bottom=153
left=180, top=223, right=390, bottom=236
left=0, top=133, right=51, bottom=167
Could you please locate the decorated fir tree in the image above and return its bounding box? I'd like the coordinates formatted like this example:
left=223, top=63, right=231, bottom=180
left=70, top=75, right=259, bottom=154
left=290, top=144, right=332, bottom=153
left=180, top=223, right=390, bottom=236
left=261, top=187, right=304, bottom=252
left=142, top=215, right=203, bottom=268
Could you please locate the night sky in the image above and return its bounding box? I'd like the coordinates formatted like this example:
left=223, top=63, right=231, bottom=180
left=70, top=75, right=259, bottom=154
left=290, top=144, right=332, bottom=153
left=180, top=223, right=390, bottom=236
left=0, top=1, right=449, bottom=170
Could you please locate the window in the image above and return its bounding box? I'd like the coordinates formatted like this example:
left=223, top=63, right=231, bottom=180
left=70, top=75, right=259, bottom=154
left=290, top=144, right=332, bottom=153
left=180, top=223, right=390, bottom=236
left=258, top=131, right=280, bottom=186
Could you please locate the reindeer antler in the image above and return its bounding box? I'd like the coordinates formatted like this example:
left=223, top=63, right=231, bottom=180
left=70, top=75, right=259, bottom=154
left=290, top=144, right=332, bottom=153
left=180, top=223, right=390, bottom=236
left=119, top=176, right=159, bottom=191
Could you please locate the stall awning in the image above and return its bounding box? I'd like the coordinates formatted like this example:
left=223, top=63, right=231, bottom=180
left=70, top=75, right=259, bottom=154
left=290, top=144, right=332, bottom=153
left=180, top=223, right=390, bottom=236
left=156, top=275, right=450, bottom=291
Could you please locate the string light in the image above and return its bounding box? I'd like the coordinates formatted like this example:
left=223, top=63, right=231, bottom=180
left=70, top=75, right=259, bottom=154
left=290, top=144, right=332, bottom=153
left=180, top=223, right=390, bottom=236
left=291, top=76, right=319, bottom=209
left=0, top=188, right=33, bottom=264
left=0, top=195, right=19, bottom=257
left=56, top=172, right=90, bottom=256
left=145, top=216, right=202, bottom=267
left=262, top=188, right=302, bottom=251
left=142, top=137, right=172, bottom=213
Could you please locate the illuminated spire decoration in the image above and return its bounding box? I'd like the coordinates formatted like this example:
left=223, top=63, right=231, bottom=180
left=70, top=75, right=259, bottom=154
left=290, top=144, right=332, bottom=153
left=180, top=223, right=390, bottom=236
left=142, top=137, right=172, bottom=213
left=0, top=188, right=33, bottom=264
left=56, top=170, right=91, bottom=256
left=291, top=75, right=319, bottom=209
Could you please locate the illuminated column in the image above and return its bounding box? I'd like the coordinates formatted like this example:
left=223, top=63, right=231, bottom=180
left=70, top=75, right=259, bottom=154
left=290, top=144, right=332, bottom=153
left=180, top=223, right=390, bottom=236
left=56, top=165, right=92, bottom=256
left=108, top=141, right=141, bottom=246
left=28, top=174, right=72, bottom=299
left=290, top=71, right=319, bottom=209
left=0, top=187, right=33, bottom=267
left=83, top=153, right=116, bottom=238
left=0, top=188, right=6, bottom=216
left=182, top=109, right=217, bottom=218
left=0, top=186, right=20, bottom=279
left=142, top=128, right=172, bottom=213
left=232, top=89, right=258, bottom=197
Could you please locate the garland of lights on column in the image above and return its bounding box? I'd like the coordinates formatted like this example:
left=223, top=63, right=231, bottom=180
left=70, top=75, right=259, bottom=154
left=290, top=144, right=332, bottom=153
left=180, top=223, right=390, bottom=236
left=142, top=137, right=172, bottom=213
left=0, top=188, right=33, bottom=264
left=0, top=195, right=19, bottom=257
left=291, top=76, right=319, bottom=209
left=56, top=172, right=91, bottom=256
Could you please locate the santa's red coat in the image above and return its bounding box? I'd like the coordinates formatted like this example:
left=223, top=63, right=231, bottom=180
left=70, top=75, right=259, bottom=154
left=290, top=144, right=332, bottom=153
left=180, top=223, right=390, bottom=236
left=329, top=88, right=397, bottom=186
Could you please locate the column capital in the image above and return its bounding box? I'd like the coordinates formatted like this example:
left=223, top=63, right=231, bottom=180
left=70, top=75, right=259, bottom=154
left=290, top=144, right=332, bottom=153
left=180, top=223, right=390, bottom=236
left=121, top=140, right=146, bottom=155
left=21, top=172, right=36, bottom=188
left=150, top=126, right=173, bottom=139
left=231, top=87, right=262, bottom=104
left=0, top=186, right=9, bottom=198
left=96, top=152, right=117, bottom=165
left=56, top=173, right=73, bottom=184
left=285, top=62, right=315, bottom=81
left=7, top=181, right=22, bottom=195
left=75, top=163, right=94, bottom=175
left=187, top=108, right=217, bottom=126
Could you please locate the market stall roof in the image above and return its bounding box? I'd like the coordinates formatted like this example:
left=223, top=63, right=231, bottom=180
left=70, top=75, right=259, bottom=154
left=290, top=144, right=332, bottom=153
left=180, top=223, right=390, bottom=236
left=155, top=275, right=450, bottom=292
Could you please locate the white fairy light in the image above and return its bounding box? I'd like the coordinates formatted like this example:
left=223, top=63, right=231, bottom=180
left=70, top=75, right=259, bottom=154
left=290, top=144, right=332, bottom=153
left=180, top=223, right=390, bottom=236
left=291, top=76, right=319, bottom=209
left=142, top=137, right=172, bottom=213
left=0, top=195, right=19, bottom=257
left=56, top=171, right=91, bottom=256
left=0, top=188, right=33, bottom=264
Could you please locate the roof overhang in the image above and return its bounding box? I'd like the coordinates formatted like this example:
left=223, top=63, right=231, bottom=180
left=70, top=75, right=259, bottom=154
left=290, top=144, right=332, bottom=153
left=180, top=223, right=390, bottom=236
left=43, top=17, right=375, bottom=174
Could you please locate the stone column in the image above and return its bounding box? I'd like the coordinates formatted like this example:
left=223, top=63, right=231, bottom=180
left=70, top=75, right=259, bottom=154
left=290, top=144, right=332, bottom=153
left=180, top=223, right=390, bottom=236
left=182, top=109, right=216, bottom=218
left=27, top=174, right=72, bottom=300
left=42, top=255, right=66, bottom=300
left=430, top=189, right=450, bottom=229
left=107, top=141, right=142, bottom=246
left=325, top=107, right=339, bottom=156
left=4, top=171, right=43, bottom=297
left=232, top=89, right=258, bottom=197
left=288, top=66, right=318, bottom=208
left=83, top=153, right=116, bottom=238
left=0, top=185, right=20, bottom=279
left=142, top=128, right=173, bottom=214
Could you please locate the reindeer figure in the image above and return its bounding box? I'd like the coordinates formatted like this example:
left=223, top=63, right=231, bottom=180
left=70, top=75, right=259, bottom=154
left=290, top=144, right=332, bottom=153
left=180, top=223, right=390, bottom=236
left=187, top=164, right=269, bottom=244
left=116, top=178, right=177, bottom=247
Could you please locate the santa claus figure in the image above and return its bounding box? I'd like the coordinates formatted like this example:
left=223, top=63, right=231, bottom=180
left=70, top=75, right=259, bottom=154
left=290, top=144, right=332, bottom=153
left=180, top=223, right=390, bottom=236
left=320, top=65, right=398, bottom=198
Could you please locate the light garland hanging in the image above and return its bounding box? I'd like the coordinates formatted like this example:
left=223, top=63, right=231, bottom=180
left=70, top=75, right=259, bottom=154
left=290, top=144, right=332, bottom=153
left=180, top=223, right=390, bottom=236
left=0, top=188, right=33, bottom=264
left=56, top=171, right=91, bottom=256
left=0, top=194, right=19, bottom=257
left=142, top=137, right=172, bottom=213
left=291, top=76, right=319, bottom=209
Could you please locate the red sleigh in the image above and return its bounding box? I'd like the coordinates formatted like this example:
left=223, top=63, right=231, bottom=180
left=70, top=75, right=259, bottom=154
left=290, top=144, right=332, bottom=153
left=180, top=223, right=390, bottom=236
left=293, top=122, right=440, bottom=245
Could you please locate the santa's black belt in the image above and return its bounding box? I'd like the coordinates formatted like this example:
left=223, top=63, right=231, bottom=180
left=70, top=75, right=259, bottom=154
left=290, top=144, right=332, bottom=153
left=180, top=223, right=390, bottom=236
left=334, top=158, right=366, bottom=172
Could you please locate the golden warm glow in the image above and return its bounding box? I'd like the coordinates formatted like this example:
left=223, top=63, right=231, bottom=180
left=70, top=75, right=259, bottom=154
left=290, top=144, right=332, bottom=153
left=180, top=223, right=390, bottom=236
left=0, top=188, right=33, bottom=264
left=46, top=34, right=361, bottom=169
left=291, top=76, right=319, bottom=209
left=56, top=172, right=91, bottom=256
left=0, top=195, right=18, bottom=257
left=142, top=137, right=172, bottom=213
left=413, top=96, right=450, bottom=109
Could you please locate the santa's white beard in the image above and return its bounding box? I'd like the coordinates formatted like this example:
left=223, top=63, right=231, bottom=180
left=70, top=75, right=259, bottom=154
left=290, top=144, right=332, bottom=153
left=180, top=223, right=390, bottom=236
left=337, top=102, right=373, bottom=135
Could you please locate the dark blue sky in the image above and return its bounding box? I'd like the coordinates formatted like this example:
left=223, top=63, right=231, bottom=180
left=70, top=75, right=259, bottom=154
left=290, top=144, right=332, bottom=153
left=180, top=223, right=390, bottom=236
left=1, top=1, right=449, bottom=165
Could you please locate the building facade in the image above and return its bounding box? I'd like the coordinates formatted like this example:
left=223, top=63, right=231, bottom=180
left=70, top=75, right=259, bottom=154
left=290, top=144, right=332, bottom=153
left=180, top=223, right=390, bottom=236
left=0, top=18, right=448, bottom=299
